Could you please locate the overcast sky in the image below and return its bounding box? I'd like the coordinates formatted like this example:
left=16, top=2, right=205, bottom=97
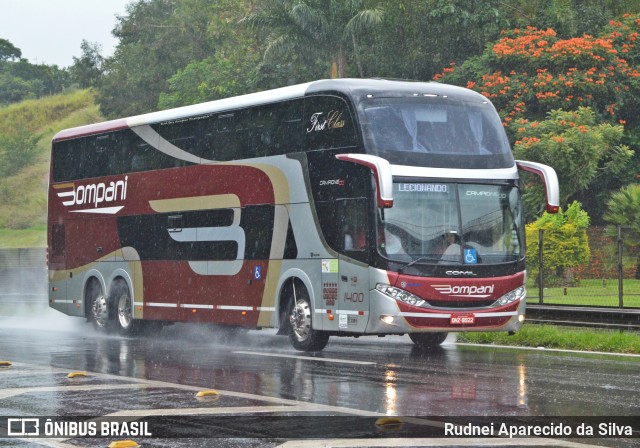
left=0, top=0, right=132, bottom=67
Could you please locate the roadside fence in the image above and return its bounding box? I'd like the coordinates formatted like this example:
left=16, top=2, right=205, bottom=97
left=529, top=226, right=639, bottom=309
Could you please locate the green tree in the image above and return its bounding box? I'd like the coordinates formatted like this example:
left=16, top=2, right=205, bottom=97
left=604, top=184, right=640, bottom=278
left=352, top=1, right=510, bottom=81
left=158, top=0, right=262, bottom=108
left=526, top=201, right=591, bottom=285
left=0, top=43, right=68, bottom=104
left=0, top=73, right=40, bottom=103
left=158, top=57, right=251, bottom=109
left=70, top=40, right=105, bottom=88
left=241, top=0, right=384, bottom=78
left=426, top=0, right=510, bottom=66
left=529, top=0, right=640, bottom=37
left=6, top=60, right=68, bottom=96
left=98, top=0, right=223, bottom=117
left=0, top=38, right=21, bottom=62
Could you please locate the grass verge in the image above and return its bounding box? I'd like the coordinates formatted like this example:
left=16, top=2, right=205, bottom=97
left=0, top=227, right=46, bottom=248
left=457, top=324, right=640, bottom=355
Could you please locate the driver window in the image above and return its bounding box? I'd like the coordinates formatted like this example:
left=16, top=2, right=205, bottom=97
left=340, top=199, right=368, bottom=261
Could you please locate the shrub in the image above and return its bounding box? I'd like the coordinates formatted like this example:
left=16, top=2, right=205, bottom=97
left=0, top=128, right=40, bottom=177
left=526, top=201, right=591, bottom=286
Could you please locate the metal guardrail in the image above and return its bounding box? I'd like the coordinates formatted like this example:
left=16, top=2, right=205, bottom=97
left=0, top=248, right=47, bottom=304
left=526, top=304, right=640, bottom=331
left=0, top=247, right=46, bottom=268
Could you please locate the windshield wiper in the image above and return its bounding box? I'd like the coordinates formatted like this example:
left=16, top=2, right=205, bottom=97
left=398, top=256, right=436, bottom=273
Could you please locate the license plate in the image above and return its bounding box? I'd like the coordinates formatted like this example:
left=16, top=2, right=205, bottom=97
left=450, top=314, right=475, bottom=325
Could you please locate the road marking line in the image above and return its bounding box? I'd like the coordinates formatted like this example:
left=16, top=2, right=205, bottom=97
left=457, top=342, right=640, bottom=358
left=19, top=438, right=77, bottom=448
left=233, top=350, right=376, bottom=365
left=0, top=383, right=149, bottom=400
left=108, top=405, right=311, bottom=417
left=0, top=368, right=59, bottom=375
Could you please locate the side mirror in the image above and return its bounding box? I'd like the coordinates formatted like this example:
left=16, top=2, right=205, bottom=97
left=516, top=160, right=560, bottom=213
left=335, top=154, right=393, bottom=208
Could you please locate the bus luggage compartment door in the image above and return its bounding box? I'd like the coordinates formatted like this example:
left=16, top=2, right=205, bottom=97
left=337, top=258, right=369, bottom=333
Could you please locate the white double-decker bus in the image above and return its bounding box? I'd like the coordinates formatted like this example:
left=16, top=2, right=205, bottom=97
left=48, top=79, right=559, bottom=351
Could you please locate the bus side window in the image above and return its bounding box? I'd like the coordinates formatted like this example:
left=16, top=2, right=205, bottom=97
left=131, top=143, right=153, bottom=172
left=201, top=132, right=215, bottom=161
left=52, top=139, right=85, bottom=182
left=214, top=114, right=236, bottom=161
left=265, top=99, right=303, bottom=156
left=105, top=133, right=128, bottom=176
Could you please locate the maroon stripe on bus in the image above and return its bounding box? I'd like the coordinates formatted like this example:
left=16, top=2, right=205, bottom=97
left=53, top=119, right=129, bottom=141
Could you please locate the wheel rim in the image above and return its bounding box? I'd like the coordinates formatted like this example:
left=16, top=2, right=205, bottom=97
left=92, top=295, right=109, bottom=328
left=117, top=294, right=132, bottom=329
left=289, top=299, right=311, bottom=342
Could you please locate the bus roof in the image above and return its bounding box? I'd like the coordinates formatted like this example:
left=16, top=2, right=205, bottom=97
left=52, top=79, right=489, bottom=142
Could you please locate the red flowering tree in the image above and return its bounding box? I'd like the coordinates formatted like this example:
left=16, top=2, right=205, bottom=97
left=436, top=14, right=640, bottom=134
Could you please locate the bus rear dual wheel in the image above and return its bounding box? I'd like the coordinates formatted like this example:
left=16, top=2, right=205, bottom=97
left=89, top=280, right=146, bottom=336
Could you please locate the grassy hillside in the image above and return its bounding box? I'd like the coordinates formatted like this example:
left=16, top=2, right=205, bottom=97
left=0, top=90, right=104, bottom=248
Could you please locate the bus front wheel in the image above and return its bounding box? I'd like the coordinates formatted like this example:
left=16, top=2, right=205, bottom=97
left=288, top=284, right=329, bottom=352
left=409, top=332, right=447, bottom=348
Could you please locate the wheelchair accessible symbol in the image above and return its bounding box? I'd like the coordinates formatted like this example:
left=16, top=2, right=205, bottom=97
left=254, top=266, right=262, bottom=280
left=464, top=248, right=478, bottom=264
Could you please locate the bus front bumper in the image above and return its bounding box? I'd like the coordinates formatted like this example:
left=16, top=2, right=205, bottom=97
left=366, top=289, right=526, bottom=334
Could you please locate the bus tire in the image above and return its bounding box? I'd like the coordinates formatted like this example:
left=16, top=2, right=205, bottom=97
left=90, top=293, right=111, bottom=332
left=288, top=283, right=329, bottom=352
left=87, top=279, right=112, bottom=332
left=112, top=280, right=138, bottom=336
left=409, top=332, right=447, bottom=347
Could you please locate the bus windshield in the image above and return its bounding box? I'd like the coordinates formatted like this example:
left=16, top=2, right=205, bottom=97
left=361, top=97, right=514, bottom=169
left=379, top=183, right=523, bottom=265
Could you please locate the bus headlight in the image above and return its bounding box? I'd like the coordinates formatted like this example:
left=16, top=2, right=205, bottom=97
left=376, top=284, right=425, bottom=307
left=492, top=287, right=526, bottom=307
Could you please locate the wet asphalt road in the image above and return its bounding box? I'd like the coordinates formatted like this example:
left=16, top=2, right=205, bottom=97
left=0, top=308, right=638, bottom=447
